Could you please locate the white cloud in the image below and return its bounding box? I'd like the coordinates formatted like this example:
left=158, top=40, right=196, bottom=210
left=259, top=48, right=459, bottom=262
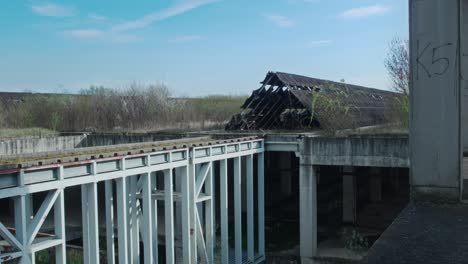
left=306, top=40, right=333, bottom=47
left=287, top=0, right=320, bottom=4
left=338, top=5, right=391, bottom=19
left=31, top=3, right=74, bottom=17
left=111, top=0, right=220, bottom=32
left=110, top=34, right=143, bottom=43
left=88, top=13, right=107, bottom=21
left=63, top=0, right=218, bottom=43
left=64, top=29, right=104, bottom=39
left=63, top=29, right=141, bottom=43
left=264, top=14, right=295, bottom=28
left=168, top=35, right=203, bottom=43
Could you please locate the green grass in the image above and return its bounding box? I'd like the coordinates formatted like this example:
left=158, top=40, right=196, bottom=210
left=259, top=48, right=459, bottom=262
left=35, top=248, right=85, bottom=264
left=0, top=128, right=58, bottom=138
left=187, top=95, right=247, bottom=121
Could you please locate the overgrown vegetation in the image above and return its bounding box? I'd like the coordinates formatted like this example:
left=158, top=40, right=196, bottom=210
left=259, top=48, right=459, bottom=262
left=0, top=84, right=246, bottom=133
left=385, top=37, right=410, bottom=128
left=341, top=227, right=369, bottom=252
left=34, top=248, right=85, bottom=264
left=309, top=81, right=357, bottom=135
left=0, top=128, right=58, bottom=138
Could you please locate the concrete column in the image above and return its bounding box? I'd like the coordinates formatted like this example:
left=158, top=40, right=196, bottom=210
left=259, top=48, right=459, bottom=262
left=299, top=159, right=317, bottom=263
left=369, top=168, right=382, bottom=202
left=280, top=152, right=293, bottom=197
left=410, top=0, right=462, bottom=201
left=342, top=167, right=356, bottom=223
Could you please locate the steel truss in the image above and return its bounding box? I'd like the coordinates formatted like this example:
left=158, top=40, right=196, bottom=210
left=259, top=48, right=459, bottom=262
left=0, top=138, right=265, bottom=264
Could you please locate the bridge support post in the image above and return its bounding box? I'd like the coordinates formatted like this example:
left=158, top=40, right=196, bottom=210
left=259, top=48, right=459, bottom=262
left=116, top=177, right=128, bottom=264
left=151, top=173, right=159, bottom=264
left=258, top=152, right=265, bottom=259
left=181, top=165, right=191, bottom=264
left=299, top=155, right=318, bottom=263
left=105, top=180, right=115, bottom=264
left=81, top=183, right=100, bottom=264
left=165, top=169, right=175, bottom=264
left=15, top=194, right=33, bottom=264
left=234, top=157, right=242, bottom=264
left=54, top=167, right=66, bottom=264
left=246, top=154, right=255, bottom=262
left=220, top=159, right=229, bottom=264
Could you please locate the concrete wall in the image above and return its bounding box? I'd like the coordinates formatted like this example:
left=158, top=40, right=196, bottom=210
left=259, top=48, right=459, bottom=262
left=0, top=134, right=86, bottom=156
left=410, top=0, right=462, bottom=201
left=0, top=132, right=194, bottom=157
left=302, top=136, right=409, bottom=168
left=76, top=133, right=186, bottom=148
left=463, top=0, right=468, bottom=152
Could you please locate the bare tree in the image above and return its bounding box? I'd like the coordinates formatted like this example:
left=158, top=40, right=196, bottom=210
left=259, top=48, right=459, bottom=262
left=384, top=37, right=410, bottom=128
left=385, top=38, right=409, bottom=95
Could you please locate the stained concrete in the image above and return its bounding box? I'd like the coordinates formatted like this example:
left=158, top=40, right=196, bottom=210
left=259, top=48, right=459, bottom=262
left=364, top=203, right=468, bottom=264
left=0, top=135, right=86, bottom=156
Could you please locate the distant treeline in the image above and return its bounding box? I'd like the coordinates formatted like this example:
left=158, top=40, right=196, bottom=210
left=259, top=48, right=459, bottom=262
left=0, top=84, right=247, bottom=132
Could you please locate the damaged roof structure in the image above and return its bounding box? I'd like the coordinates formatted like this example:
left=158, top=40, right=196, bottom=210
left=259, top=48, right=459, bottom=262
left=226, top=71, right=401, bottom=131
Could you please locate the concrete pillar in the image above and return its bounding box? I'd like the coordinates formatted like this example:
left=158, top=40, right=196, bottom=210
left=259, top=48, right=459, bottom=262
left=299, top=158, right=317, bottom=263
left=462, top=0, right=468, bottom=198
left=342, top=167, right=356, bottom=223
left=369, top=168, right=382, bottom=202
left=410, top=0, right=462, bottom=201
left=280, top=152, right=293, bottom=197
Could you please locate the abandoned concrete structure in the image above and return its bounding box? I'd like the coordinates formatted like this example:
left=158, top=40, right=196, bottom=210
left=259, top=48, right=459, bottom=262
left=0, top=69, right=411, bottom=264
left=226, top=71, right=400, bottom=131
left=1, top=1, right=467, bottom=264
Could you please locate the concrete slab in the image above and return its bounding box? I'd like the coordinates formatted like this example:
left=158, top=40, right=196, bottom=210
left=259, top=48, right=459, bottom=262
left=364, top=202, right=468, bottom=264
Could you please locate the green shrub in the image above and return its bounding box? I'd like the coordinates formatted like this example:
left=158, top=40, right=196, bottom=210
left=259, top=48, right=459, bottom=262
left=341, top=228, right=369, bottom=252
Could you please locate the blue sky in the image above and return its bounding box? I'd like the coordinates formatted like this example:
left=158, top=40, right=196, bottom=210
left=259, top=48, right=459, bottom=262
left=0, top=0, right=408, bottom=96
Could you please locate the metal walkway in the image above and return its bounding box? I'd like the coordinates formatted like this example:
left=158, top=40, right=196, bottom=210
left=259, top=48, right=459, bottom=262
left=0, top=136, right=266, bottom=264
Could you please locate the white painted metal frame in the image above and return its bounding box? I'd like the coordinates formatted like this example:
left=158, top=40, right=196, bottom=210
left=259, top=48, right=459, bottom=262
left=191, top=140, right=265, bottom=264
left=0, top=138, right=265, bottom=264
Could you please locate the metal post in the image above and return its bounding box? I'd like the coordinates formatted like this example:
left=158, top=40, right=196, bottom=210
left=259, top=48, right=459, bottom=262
left=246, top=154, right=254, bottom=262
left=205, top=162, right=214, bottom=263
left=165, top=169, right=175, bottom=264
left=55, top=167, right=66, bottom=264
left=81, top=184, right=90, bottom=264
left=105, top=180, right=116, bottom=264
left=116, top=177, right=128, bottom=264
left=234, top=157, right=242, bottom=264
left=258, top=152, right=265, bottom=258
left=181, top=166, right=191, bottom=264
left=141, top=172, right=153, bottom=263
left=189, top=163, right=197, bottom=263
left=15, top=194, right=33, bottom=264
left=220, top=159, right=229, bottom=264
left=151, top=172, right=159, bottom=264
left=130, top=176, right=139, bottom=263
left=175, top=168, right=183, bottom=249
left=87, top=183, right=100, bottom=264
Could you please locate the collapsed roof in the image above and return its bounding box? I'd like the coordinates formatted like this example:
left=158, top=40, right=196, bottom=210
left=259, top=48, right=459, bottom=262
left=226, top=71, right=400, bottom=131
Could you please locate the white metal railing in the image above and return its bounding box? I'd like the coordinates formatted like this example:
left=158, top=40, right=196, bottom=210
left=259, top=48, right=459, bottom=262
left=0, top=138, right=265, bottom=264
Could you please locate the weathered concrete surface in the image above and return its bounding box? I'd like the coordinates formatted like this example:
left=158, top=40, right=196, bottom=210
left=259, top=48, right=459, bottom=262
left=410, top=0, right=462, bottom=201
left=303, top=136, right=409, bottom=168
left=0, top=134, right=86, bottom=156
left=265, top=134, right=409, bottom=168
left=76, top=133, right=187, bottom=148
left=0, top=136, right=215, bottom=170
left=364, top=203, right=468, bottom=264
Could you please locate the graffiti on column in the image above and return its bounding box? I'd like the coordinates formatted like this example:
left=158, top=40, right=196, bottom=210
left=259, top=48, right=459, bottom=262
left=416, top=40, right=454, bottom=80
